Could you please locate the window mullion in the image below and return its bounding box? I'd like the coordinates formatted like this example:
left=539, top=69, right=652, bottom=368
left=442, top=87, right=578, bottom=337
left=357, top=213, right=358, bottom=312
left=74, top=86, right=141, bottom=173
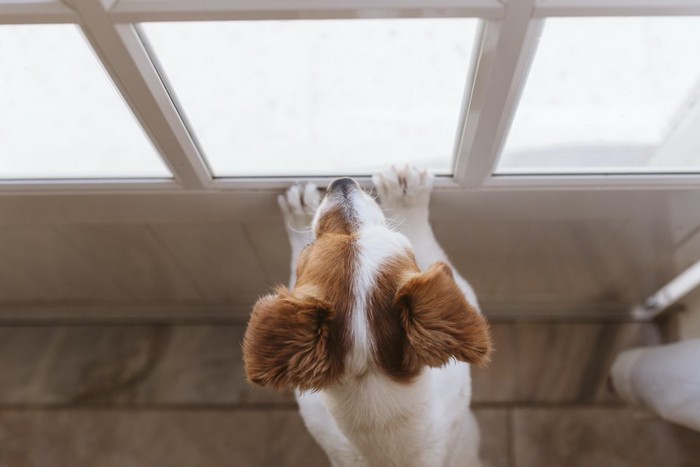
left=70, top=0, right=212, bottom=189
left=109, top=0, right=504, bottom=22
left=535, top=0, right=700, bottom=17
left=453, top=0, right=543, bottom=188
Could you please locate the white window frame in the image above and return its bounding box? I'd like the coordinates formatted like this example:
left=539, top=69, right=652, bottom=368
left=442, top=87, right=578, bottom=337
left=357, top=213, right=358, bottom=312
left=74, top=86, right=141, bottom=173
left=2, top=0, right=700, bottom=193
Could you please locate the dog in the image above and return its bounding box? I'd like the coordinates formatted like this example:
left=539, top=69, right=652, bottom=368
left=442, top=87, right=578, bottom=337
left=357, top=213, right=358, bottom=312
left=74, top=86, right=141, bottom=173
left=243, top=166, right=492, bottom=467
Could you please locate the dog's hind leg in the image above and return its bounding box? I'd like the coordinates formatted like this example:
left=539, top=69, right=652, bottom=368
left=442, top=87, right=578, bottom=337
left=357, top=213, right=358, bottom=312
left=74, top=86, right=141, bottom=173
left=373, top=166, right=479, bottom=309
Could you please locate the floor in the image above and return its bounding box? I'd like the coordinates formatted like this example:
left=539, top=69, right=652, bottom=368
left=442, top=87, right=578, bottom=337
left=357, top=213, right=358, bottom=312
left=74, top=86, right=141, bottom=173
left=0, top=318, right=699, bottom=467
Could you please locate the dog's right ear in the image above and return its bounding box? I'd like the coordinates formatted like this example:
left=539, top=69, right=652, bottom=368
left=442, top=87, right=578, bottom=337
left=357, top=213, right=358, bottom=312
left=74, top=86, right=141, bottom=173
left=242, top=286, right=342, bottom=393
left=396, top=262, right=492, bottom=370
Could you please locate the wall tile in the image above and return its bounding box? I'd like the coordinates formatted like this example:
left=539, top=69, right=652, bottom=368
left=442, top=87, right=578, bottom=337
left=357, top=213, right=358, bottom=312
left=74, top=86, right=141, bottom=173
left=0, top=226, right=127, bottom=301
left=150, top=223, right=270, bottom=305
left=474, top=409, right=510, bottom=467
left=135, top=325, right=292, bottom=405
left=0, top=327, right=61, bottom=404
left=0, top=409, right=268, bottom=467
left=58, top=225, right=202, bottom=301
left=3, top=407, right=698, bottom=467
left=434, top=218, right=672, bottom=311
left=0, top=325, right=163, bottom=405
left=512, top=408, right=700, bottom=467
left=0, top=322, right=665, bottom=407
left=0, top=412, right=32, bottom=467
left=243, top=222, right=292, bottom=287
left=268, top=410, right=331, bottom=467
left=472, top=322, right=662, bottom=404
left=0, top=325, right=292, bottom=406
left=472, top=325, right=519, bottom=403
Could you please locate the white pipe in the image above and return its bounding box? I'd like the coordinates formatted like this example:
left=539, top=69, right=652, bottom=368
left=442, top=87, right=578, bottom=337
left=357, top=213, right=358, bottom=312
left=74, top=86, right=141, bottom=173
left=632, top=259, right=700, bottom=320
left=610, top=339, right=700, bottom=432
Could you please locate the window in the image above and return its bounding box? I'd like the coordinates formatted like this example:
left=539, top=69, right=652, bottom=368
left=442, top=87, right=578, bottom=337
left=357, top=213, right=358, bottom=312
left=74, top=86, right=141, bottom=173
left=141, top=19, right=479, bottom=177
left=1, top=0, right=698, bottom=189
left=0, top=24, right=171, bottom=180
left=497, top=17, right=700, bottom=175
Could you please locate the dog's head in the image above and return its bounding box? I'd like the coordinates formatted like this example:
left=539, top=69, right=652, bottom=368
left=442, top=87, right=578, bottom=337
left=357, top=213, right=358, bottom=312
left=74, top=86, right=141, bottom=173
left=243, top=178, right=491, bottom=392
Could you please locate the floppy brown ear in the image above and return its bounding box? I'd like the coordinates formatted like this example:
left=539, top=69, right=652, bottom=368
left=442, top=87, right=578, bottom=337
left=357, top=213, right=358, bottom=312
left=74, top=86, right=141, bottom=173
left=396, top=262, right=492, bottom=369
left=242, top=286, right=342, bottom=392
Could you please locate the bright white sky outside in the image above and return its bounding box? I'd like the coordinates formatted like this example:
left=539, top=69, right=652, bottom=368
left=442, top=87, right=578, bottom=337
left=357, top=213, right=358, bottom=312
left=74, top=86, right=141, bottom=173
left=141, top=19, right=477, bottom=177
left=0, top=24, right=171, bottom=179
left=3, top=18, right=699, bottom=181
left=498, top=17, right=700, bottom=174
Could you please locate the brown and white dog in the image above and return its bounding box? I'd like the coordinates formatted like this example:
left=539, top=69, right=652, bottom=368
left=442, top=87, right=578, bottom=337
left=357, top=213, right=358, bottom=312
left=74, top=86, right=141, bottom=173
left=243, top=166, right=492, bottom=467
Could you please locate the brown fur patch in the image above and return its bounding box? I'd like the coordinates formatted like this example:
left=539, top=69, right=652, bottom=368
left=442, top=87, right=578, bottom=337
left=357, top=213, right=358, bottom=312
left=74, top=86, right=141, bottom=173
left=243, top=287, right=342, bottom=392
left=397, top=262, right=492, bottom=369
left=367, top=253, right=423, bottom=382
left=243, top=232, right=357, bottom=392
left=315, top=205, right=355, bottom=235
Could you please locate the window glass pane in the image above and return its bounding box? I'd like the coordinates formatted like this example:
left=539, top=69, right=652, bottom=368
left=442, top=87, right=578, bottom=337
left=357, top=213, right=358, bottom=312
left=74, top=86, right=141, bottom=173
left=0, top=24, right=171, bottom=179
left=498, top=17, right=700, bottom=175
left=141, top=19, right=478, bottom=177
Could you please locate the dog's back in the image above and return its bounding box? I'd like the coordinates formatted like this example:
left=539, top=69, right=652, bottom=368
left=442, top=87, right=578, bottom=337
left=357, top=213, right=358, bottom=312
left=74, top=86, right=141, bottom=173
left=243, top=168, right=491, bottom=466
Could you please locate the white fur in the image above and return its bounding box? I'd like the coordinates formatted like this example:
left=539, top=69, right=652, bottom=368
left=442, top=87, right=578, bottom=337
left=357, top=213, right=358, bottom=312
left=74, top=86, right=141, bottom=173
left=348, top=225, right=412, bottom=376
left=279, top=167, right=484, bottom=467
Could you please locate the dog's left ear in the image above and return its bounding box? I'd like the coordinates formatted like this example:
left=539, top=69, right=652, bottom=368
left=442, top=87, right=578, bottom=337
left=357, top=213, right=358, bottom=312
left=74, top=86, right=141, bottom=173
left=242, top=286, right=342, bottom=393
left=395, top=262, right=492, bottom=369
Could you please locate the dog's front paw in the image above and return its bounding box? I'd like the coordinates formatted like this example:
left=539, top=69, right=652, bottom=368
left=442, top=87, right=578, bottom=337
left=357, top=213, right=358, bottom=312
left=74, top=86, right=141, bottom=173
left=278, top=183, right=320, bottom=238
left=372, top=165, right=434, bottom=212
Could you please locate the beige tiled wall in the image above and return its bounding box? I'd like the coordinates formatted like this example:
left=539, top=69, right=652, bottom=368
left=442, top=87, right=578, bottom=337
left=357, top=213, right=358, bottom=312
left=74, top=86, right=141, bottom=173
left=0, top=320, right=698, bottom=467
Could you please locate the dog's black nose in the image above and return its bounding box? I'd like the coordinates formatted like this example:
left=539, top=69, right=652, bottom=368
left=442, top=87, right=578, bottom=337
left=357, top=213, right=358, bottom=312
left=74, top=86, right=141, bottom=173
left=328, top=177, right=359, bottom=194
